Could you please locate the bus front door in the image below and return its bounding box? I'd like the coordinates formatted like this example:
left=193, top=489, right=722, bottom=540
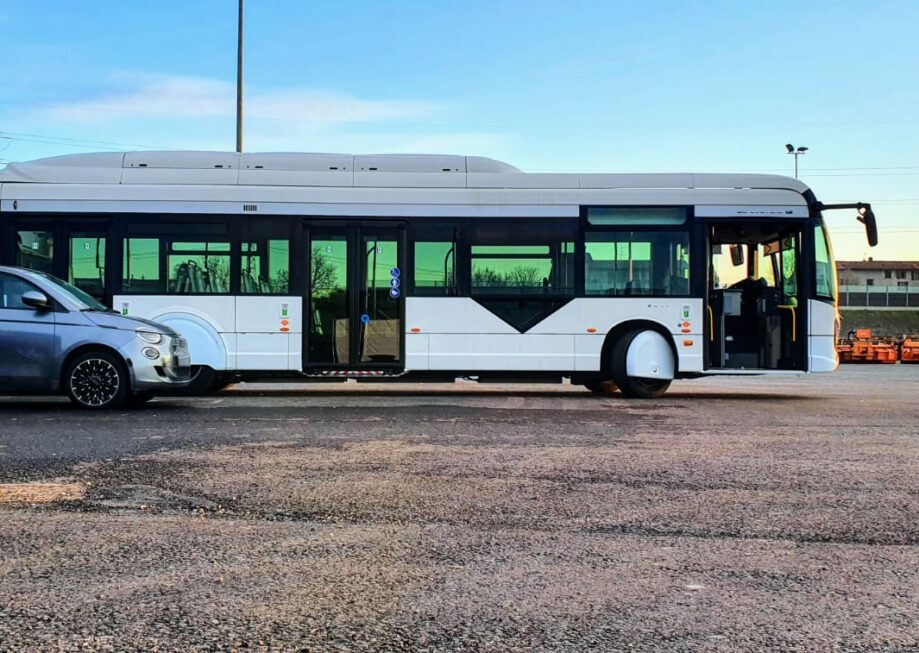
left=304, top=223, right=405, bottom=374
left=707, top=222, right=804, bottom=371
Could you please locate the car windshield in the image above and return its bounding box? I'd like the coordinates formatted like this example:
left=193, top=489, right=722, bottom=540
left=37, top=272, right=109, bottom=311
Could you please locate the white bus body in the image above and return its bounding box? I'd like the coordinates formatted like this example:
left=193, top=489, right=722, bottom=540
left=0, top=152, right=848, bottom=397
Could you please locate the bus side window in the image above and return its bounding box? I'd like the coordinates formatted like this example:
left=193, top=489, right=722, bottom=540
left=414, top=241, right=455, bottom=296
left=123, top=238, right=165, bottom=293
left=240, top=240, right=290, bottom=294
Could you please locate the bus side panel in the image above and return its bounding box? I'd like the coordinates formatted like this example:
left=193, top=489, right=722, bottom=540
left=407, top=298, right=575, bottom=371
left=235, top=296, right=302, bottom=370
left=531, top=298, right=705, bottom=373
left=808, top=299, right=838, bottom=373
left=115, top=295, right=236, bottom=371
left=406, top=297, right=704, bottom=374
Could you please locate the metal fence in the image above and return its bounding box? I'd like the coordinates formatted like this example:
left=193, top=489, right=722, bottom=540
left=839, top=285, right=919, bottom=308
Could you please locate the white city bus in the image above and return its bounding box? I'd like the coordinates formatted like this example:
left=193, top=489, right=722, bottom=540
left=0, top=151, right=877, bottom=397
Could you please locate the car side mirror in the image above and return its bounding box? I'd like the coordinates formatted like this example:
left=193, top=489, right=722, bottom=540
left=21, top=290, right=52, bottom=311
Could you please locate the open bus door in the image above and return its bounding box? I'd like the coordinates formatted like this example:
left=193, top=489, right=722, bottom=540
left=706, top=221, right=805, bottom=371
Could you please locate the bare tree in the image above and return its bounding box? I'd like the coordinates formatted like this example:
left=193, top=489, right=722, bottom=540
left=311, top=246, right=339, bottom=292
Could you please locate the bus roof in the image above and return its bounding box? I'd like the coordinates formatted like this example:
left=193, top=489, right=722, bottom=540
left=0, top=151, right=810, bottom=194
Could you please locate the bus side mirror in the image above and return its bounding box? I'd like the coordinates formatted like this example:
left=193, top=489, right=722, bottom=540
left=857, top=206, right=878, bottom=247
left=729, top=244, right=745, bottom=267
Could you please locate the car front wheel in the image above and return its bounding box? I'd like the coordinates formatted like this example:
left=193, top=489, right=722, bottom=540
left=65, top=351, right=130, bottom=409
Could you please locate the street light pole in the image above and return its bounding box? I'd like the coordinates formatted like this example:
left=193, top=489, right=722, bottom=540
left=785, top=143, right=808, bottom=179
left=236, top=0, right=244, bottom=153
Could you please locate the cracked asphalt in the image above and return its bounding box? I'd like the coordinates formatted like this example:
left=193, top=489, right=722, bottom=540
left=1, top=367, right=918, bottom=652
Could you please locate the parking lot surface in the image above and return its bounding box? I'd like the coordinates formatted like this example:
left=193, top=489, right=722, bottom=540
left=1, top=367, right=918, bottom=652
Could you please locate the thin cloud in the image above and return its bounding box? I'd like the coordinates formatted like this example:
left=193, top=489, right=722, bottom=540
left=40, top=74, right=440, bottom=125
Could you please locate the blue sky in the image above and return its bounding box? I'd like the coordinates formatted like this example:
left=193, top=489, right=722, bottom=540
left=1, top=0, right=917, bottom=260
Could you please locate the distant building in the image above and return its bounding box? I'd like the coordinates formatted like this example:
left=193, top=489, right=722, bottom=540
left=837, top=260, right=919, bottom=287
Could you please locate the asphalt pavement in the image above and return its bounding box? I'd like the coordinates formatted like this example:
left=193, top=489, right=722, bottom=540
left=0, top=367, right=917, bottom=652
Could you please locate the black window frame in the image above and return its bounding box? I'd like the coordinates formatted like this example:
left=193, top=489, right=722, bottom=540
left=118, top=215, right=238, bottom=296
left=580, top=205, right=694, bottom=299
left=465, top=217, right=579, bottom=300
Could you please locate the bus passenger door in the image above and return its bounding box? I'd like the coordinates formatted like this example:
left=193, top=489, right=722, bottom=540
left=10, top=219, right=113, bottom=306
left=706, top=221, right=804, bottom=370
left=304, top=223, right=405, bottom=374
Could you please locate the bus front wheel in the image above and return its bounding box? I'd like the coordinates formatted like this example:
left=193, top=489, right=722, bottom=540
left=180, top=366, right=235, bottom=396
left=610, top=329, right=673, bottom=399
left=584, top=379, right=619, bottom=396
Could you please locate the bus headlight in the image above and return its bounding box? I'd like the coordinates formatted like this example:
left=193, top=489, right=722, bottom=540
left=136, top=329, right=164, bottom=345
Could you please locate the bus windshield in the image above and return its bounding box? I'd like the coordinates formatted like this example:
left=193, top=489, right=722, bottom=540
left=814, top=222, right=837, bottom=301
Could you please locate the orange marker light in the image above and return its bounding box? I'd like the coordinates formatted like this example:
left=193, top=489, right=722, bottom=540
left=410, top=327, right=421, bottom=333
left=280, top=327, right=290, bottom=332
left=586, top=327, right=597, bottom=333
left=681, top=328, right=691, bottom=333
left=683, top=339, right=693, bottom=347
left=281, top=319, right=290, bottom=326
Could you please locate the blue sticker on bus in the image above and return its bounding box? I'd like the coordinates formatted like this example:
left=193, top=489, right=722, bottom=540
left=390, top=277, right=400, bottom=289
left=389, top=288, right=400, bottom=299
left=360, top=313, right=370, bottom=324
left=390, top=267, right=400, bottom=278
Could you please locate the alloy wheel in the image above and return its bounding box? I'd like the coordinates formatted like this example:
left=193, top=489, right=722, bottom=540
left=70, top=358, right=121, bottom=407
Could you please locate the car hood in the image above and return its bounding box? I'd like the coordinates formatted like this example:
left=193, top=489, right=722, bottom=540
left=84, top=311, right=178, bottom=336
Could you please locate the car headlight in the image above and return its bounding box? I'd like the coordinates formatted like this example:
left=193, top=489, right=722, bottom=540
left=136, top=329, right=164, bottom=345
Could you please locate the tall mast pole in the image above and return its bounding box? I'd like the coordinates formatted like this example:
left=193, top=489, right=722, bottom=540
left=236, top=0, right=244, bottom=153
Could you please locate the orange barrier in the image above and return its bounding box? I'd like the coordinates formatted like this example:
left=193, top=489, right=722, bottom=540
left=901, top=337, right=919, bottom=364
left=836, top=329, right=898, bottom=364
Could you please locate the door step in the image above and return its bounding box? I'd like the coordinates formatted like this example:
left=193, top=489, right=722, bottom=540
left=306, top=369, right=403, bottom=378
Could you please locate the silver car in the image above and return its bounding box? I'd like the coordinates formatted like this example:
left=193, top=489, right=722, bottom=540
left=0, top=266, right=191, bottom=408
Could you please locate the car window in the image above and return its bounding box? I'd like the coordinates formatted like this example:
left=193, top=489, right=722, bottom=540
left=0, top=272, right=42, bottom=310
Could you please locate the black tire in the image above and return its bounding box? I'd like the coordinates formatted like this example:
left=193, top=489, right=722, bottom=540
left=177, top=367, right=235, bottom=396
left=610, top=330, right=672, bottom=399
left=584, top=379, right=619, bottom=396
left=65, top=351, right=130, bottom=409
left=128, top=391, right=156, bottom=405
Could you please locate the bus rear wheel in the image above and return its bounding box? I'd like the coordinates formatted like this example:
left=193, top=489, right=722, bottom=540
left=610, top=329, right=673, bottom=399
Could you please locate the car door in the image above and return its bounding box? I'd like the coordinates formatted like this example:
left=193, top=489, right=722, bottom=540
left=0, top=272, right=57, bottom=392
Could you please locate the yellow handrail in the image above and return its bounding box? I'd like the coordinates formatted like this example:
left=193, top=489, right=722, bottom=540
left=707, top=305, right=714, bottom=342
left=778, top=305, right=797, bottom=342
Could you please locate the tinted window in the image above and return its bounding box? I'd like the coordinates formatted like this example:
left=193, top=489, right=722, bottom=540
left=168, top=242, right=230, bottom=293
left=0, top=273, right=40, bottom=310
left=586, top=231, right=690, bottom=296
left=16, top=230, right=54, bottom=274
left=587, top=207, right=688, bottom=226
left=414, top=241, right=456, bottom=295
left=469, top=220, right=576, bottom=296
left=241, top=240, right=290, bottom=294
left=70, top=234, right=106, bottom=300
left=123, top=238, right=164, bottom=293
left=814, top=224, right=837, bottom=300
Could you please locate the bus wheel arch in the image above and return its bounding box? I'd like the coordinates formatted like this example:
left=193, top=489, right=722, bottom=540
left=601, top=321, right=677, bottom=399
left=150, top=313, right=227, bottom=371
